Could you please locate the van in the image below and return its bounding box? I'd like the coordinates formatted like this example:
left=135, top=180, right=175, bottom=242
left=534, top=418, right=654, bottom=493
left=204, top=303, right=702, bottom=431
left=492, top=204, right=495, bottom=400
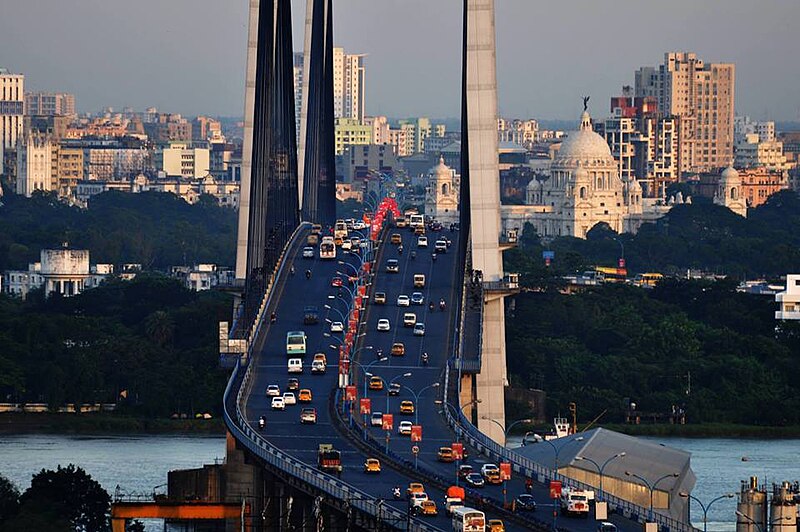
left=311, top=359, right=326, bottom=374
left=287, top=358, right=303, bottom=374
left=403, top=313, right=417, bottom=327
left=413, top=274, right=425, bottom=288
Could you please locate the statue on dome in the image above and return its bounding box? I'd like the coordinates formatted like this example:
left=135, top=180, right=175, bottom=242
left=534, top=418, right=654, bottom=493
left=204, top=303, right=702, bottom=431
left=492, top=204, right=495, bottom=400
left=582, top=95, right=590, bottom=112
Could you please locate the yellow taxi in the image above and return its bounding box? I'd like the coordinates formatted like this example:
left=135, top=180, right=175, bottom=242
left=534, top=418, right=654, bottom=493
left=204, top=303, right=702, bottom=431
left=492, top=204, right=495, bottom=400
left=406, top=482, right=425, bottom=497
left=488, top=519, right=505, bottom=532
left=363, top=458, right=381, bottom=474
left=400, top=400, right=415, bottom=415
left=437, top=447, right=454, bottom=463
left=418, top=500, right=438, bottom=516
left=369, top=376, right=384, bottom=391
left=391, top=342, right=405, bottom=356
left=298, top=389, right=312, bottom=402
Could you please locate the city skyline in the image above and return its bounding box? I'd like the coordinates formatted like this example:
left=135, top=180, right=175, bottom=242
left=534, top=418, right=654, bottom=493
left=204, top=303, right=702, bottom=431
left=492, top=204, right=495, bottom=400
left=1, top=0, right=798, bottom=120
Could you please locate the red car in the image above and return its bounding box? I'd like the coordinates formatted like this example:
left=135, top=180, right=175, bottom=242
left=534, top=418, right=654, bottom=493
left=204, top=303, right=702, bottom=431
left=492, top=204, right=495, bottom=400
left=331, top=277, right=343, bottom=287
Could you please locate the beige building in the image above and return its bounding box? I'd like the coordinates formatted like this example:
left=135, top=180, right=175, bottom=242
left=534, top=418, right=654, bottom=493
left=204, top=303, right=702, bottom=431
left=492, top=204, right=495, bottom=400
left=1, top=68, right=24, bottom=170
left=25, top=92, right=76, bottom=117
left=332, top=48, right=366, bottom=122
left=16, top=132, right=53, bottom=197
left=713, top=166, right=748, bottom=217
left=498, top=118, right=539, bottom=149
left=424, top=157, right=460, bottom=222
left=735, top=133, right=790, bottom=173
left=636, top=52, right=735, bottom=173
left=159, top=143, right=210, bottom=179
left=334, top=118, right=371, bottom=155
left=775, top=275, right=800, bottom=321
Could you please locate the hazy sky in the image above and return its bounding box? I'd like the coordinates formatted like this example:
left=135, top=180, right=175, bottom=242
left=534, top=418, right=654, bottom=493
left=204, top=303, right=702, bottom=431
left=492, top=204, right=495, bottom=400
left=2, top=0, right=798, bottom=121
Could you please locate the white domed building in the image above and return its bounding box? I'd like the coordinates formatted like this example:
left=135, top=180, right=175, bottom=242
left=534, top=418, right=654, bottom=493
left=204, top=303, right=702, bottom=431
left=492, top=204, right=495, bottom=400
left=503, top=107, right=670, bottom=239
left=713, top=166, right=747, bottom=217
left=424, top=156, right=460, bottom=222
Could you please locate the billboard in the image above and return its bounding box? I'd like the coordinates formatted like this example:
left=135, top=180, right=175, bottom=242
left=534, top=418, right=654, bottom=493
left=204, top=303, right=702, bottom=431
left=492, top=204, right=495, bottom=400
left=451, top=442, right=464, bottom=460
left=359, top=398, right=371, bottom=415
left=549, top=480, right=562, bottom=499
left=345, top=385, right=357, bottom=402
left=499, top=462, right=512, bottom=481
left=410, top=425, right=422, bottom=442
left=382, top=413, right=393, bottom=431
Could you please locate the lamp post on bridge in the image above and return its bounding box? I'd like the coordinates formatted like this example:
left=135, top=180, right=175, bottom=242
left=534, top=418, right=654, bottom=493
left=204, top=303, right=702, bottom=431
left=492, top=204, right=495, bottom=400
left=624, top=471, right=680, bottom=522
left=680, top=491, right=734, bottom=532
left=480, top=416, right=533, bottom=508
left=528, top=434, right=585, bottom=532
left=436, top=399, right=481, bottom=487
left=367, top=372, right=412, bottom=453
left=574, top=452, right=626, bottom=502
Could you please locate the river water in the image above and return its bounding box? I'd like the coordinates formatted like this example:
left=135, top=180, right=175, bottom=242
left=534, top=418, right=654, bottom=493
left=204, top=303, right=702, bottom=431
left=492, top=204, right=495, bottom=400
left=1, top=434, right=798, bottom=530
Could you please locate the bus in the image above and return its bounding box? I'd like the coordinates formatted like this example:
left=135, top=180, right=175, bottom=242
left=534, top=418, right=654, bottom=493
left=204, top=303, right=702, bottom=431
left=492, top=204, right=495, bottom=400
left=334, top=220, right=348, bottom=240
left=633, top=272, right=663, bottom=288
left=409, top=214, right=425, bottom=230
left=286, top=331, right=307, bottom=356
left=320, top=237, right=336, bottom=260
left=452, top=507, right=486, bottom=532
left=595, top=266, right=628, bottom=283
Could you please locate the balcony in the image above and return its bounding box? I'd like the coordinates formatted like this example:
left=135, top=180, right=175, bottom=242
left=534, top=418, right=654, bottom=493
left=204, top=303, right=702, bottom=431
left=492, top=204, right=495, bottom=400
left=482, top=273, right=521, bottom=299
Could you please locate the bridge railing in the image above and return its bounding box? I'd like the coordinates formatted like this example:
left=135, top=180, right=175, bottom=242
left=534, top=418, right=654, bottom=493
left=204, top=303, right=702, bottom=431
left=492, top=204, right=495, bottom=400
left=222, top=222, right=439, bottom=532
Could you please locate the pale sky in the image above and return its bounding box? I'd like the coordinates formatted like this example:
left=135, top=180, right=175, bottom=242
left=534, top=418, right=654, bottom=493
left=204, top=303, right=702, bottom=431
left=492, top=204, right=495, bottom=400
left=1, top=0, right=798, bottom=121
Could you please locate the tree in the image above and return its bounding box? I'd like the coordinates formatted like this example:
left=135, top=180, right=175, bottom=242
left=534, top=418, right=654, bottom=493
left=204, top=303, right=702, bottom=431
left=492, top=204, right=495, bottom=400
left=144, top=310, right=175, bottom=347
left=0, top=473, right=20, bottom=523
left=18, top=464, right=110, bottom=532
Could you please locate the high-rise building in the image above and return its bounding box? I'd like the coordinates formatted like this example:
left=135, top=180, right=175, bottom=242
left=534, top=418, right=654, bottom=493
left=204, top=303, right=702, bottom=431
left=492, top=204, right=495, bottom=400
left=332, top=48, right=366, bottom=122
left=16, top=132, right=53, bottom=197
left=293, top=52, right=304, bottom=142
left=25, top=92, right=76, bottom=117
left=333, top=118, right=371, bottom=155
left=1, top=68, right=25, bottom=174
left=635, top=52, right=735, bottom=173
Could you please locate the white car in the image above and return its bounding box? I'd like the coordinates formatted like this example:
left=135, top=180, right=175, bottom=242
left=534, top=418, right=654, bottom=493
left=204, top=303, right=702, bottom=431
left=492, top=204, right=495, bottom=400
left=410, top=492, right=429, bottom=508
left=411, top=292, right=424, bottom=305
left=341, top=240, right=352, bottom=251
left=417, top=236, right=428, bottom=248
left=330, top=321, right=344, bottom=333
left=287, top=358, right=303, bottom=374
left=397, top=294, right=410, bottom=307
left=371, top=412, right=384, bottom=427
left=398, top=421, right=413, bottom=435
left=266, top=385, right=281, bottom=397
left=271, top=397, right=285, bottom=410
left=282, top=392, right=296, bottom=405
left=377, top=319, right=391, bottom=331
left=403, top=313, right=417, bottom=327
left=302, top=246, right=315, bottom=258
left=480, top=463, right=499, bottom=477
left=413, top=323, right=425, bottom=336
left=435, top=240, right=447, bottom=253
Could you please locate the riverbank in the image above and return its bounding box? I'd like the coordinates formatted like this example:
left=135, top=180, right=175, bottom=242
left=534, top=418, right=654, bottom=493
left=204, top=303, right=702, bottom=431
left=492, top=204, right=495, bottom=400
left=0, top=413, right=226, bottom=435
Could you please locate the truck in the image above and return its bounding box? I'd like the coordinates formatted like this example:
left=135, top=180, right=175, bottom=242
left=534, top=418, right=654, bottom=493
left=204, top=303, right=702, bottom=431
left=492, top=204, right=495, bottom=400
left=317, top=444, right=342, bottom=476
left=445, top=485, right=466, bottom=515
left=560, top=487, right=591, bottom=517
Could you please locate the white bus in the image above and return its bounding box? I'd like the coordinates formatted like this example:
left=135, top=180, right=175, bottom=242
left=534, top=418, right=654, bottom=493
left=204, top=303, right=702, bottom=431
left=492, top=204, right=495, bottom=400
left=320, top=237, right=336, bottom=260
left=409, top=214, right=425, bottom=230
left=451, top=507, right=486, bottom=532
left=285, top=331, right=307, bottom=356
left=334, top=220, right=349, bottom=240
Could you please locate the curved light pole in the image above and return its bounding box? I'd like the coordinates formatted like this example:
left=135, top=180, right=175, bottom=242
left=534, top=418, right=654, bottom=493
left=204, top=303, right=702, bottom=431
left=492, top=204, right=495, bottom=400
left=366, top=372, right=412, bottom=453
left=356, top=356, right=388, bottom=398
left=736, top=511, right=792, bottom=532
left=324, top=304, right=346, bottom=323
left=574, top=452, right=626, bottom=502
left=403, top=383, right=441, bottom=425
left=480, top=416, right=533, bottom=507
left=680, top=492, right=734, bottom=532
left=625, top=471, right=680, bottom=522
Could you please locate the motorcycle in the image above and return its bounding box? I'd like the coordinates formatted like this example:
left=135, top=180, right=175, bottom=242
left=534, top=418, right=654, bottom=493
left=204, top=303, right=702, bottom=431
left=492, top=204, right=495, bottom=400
left=411, top=251, right=416, bottom=260
left=258, top=416, right=266, bottom=430
left=422, top=353, right=429, bottom=365
left=270, top=312, right=277, bottom=324
left=392, top=486, right=402, bottom=499
left=439, top=299, right=446, bottom=311
left=432, top=253, right=437, bottom=262
left=429, top=302, right=435, bottom=312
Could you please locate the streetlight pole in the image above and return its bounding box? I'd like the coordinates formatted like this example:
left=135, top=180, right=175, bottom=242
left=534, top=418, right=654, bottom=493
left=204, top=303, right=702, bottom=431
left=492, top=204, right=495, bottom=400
left=479, top=416, right=533, bottom=508
left=575, top=452, right=626, bottom=501
left=531, top=435, right=585, bottom=532
left=404, top=383, right=441, bottom=425
left=680, top=492, right=735, bottom=532
left=625, top=471, right=679, bottom=522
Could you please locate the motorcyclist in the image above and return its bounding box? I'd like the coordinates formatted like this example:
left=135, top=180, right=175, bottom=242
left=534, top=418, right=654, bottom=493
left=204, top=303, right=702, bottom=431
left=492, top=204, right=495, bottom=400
left=439, top=298, right=446, bottom=310
left=411, top=251, right=416, bottom=260
left=422, top=352, right=429, bottom=365
left=398, top=244, right=404, bottom=255
left=270, top=312, right=277, bottom=323
left=290, top=265, right=295, bottom=276
left=392, top=486, right=401, bottom=499
left=432, top=253, right=437, bottom=261
left=258, top=416, right=266, bottom=430
left=429, top=302, right=435, bottom=311
left=376, top=348, right=384, bottom=359
left=305, top=269, right=312, bottom=279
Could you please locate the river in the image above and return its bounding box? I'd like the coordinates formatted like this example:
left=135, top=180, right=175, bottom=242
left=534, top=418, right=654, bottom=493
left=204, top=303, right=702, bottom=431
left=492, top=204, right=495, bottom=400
left=1, top=434, right=798, bottom=530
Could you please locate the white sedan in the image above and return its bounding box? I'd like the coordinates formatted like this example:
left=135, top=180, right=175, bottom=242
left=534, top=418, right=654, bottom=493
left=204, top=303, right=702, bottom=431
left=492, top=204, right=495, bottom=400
left=330, top=321, right=344, bottom=333
left=271, top=397, right=285, bottom=410
left=417, top=236, right=428, bottom=248
left=371, top=412, right=384, bottom=427
left=398, top=421, right=413, bottom=435
left=413, top=323, right=425, bottom=336
left=302, top=247, right=315, bottom=258
left=282, top=392, right=296, bottom=405
left=397, top=294, right=410, bottom=307
left=377, top=319, right=391, bottom=332
left=266, top=385, right=281, bottom=397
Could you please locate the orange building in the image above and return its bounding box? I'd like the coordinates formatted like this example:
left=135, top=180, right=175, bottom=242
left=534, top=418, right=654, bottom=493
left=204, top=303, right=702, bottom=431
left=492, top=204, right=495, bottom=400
left=690, top=166, right=788, bottom=208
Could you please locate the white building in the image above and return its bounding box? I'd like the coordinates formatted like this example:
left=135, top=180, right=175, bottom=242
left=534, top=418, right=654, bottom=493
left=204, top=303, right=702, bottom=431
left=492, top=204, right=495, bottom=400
left=775, top=275, right=800, bottom=321
left=713, top=166, right=748, bottom=217
left=171, top=263, right=234, bottom=291
left=502, top=108, right=674, bottom=239
left=424, top=157, right=460, bottom=222
left=3, top=248, right=111, bottom=299
left=332, top=48, right=366, bottom=122
left=735, top=133, right=790, bottom=173
left=158, top=144, right=210, bottom=179
left=15, top=132, right=54, bottom=196
left=0, top=68, right=24, bottom=170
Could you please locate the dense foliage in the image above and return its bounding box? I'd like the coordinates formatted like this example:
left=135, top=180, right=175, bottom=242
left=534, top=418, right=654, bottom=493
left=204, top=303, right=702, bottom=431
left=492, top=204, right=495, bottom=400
left=0, top=191, right=236, bottom=271
left=507, top=190, right=800, bottom=279
left=0, top=275, right=232, bottom=417
left=0, top=466, right=110, bottom=531
left=506, top=280, right=800, bottom=425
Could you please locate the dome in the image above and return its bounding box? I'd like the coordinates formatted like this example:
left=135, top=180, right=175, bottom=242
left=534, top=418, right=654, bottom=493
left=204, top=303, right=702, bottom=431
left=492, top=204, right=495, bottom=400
left=720, top=166, right=740, bottom=183
left=431, top=156, right=451, bottom=178
left=555, top=111, right=614, bottom=163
